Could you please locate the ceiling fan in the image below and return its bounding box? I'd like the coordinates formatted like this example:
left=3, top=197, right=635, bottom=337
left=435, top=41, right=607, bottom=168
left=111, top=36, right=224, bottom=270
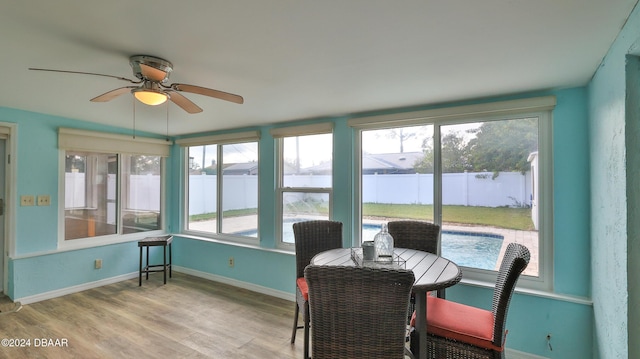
left=29, top=55, right=244, bottom=114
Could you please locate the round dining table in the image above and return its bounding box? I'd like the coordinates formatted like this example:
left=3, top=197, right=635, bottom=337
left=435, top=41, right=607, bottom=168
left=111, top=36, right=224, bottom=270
left=311, top=247, right=462, bottom=359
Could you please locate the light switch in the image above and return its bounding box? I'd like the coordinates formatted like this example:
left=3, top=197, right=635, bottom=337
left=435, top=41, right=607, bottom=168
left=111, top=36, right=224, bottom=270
left=20, top=195, right=34, bottom=206
left=37, top=195, right=50, bottom=206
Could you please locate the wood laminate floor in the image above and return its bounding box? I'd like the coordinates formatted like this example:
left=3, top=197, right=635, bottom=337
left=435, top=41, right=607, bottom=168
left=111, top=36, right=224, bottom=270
left=0, top=273, right=303, bottom=359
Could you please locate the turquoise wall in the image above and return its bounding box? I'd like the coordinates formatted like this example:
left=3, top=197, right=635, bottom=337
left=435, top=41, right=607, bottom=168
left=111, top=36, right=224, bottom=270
left=3, top=86, right=593, bottom=358
left=0, top=107, right=169, bottom=299
left=625, top=55, right=640, bottom=359
left=551, top=88, right=592, bottom=297
left=588, top=2, right=640, bottom=358
left=11, top=242, right=140, bottom=298
left=589, top=28, right=628, bottom=359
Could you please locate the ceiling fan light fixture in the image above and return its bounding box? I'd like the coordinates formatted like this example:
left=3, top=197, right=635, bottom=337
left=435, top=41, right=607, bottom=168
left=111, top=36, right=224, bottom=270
left=133, top=88, right=168, bottom=106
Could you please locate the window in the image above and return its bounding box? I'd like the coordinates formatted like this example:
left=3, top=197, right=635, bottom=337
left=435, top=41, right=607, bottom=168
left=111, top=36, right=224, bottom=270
left=272, top=124, right=333, bottom=247
left=121, top=155, right=162, bottom=234
left=64, top=152, right=118, bottom=239
left=350, top=97, right=555, bottom=291
left=178, top=131, right=260, bottom=241
left=360, top=125, right=434, bottom=242
left=59, top=128, right=169, bottom=244
left=439, top=118, right=539, bottom=275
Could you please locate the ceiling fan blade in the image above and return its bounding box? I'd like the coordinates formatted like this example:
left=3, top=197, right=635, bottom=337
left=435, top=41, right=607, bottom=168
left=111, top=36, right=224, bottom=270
left=171, top=83, right=244, bottom=104
left=90, top=86, right=137, bottom=102
left=29, top=68, right=140, bottom=83
left=139, top=63, right=168, bottom=82
left=167, top=91, right=203, bottom=114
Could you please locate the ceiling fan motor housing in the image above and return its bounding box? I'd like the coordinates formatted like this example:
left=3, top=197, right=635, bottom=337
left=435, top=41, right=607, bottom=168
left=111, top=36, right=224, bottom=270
left=129, top=55, right=173, bottom=83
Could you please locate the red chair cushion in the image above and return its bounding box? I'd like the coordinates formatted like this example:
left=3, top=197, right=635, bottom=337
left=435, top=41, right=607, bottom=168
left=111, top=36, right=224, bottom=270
left=296, top=277, right=309, bottom=301
left=411, top=296, right=504, bottom=352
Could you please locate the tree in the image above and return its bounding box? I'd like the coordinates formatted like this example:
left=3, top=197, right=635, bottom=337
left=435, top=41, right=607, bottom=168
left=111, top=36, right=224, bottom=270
left=441, top=131, right=471, bottom=173
left=130, top=155, right=161, bottom=174
left=413, top=118, right=537, bottom=175
left=65, top=154, right=86, bottom=173
left=466, top=118, right=537, bottom=174
left=383, top=128, right=418, bottom=153
left=414, top=137, right=434, bottom=173
left=414, top=131, right=470, bottom=173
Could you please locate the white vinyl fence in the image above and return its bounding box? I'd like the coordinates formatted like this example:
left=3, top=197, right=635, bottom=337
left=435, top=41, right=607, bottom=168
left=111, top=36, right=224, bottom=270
left=187, top=174, right=259, bottom=215
left=364, top=172, right=532, bottom=207
left=65, top=173, right=160, bottom=211
left=67, top=171, right=532, bottom=217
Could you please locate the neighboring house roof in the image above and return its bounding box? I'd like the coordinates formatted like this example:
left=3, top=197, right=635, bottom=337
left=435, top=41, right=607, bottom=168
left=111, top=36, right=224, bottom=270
left=301, top=152, right=424, bottom=175
left=190, top=152, right=425, bottom=176
left=364, top=152, right=423, bottom=174
left=298, top=161, right=332, bottom=175
left=223, top=162, right=258, bottom=175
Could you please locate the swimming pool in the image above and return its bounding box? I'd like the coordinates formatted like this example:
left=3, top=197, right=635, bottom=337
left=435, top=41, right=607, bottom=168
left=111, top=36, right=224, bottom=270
left=361, top=224, right=502, bottom=270
left=238, top=220, right=503, bottom=270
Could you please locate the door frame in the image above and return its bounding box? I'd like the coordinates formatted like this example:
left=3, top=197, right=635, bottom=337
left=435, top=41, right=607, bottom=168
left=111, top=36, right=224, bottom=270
left=0, top=122, right=17, bottom=296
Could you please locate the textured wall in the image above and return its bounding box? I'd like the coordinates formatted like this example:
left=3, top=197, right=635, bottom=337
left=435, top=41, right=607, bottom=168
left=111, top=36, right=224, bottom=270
left=626, top=14, right=640, bottom=358
left=587, top=5, right=640, bottom=357
left=626, top=55, right=640, bottom=359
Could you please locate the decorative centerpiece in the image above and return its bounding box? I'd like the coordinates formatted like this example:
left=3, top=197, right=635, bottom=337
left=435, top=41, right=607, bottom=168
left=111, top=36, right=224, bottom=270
left=351, top=223, right=405, bottom=269
left=374, top=223, right=394, bottom=263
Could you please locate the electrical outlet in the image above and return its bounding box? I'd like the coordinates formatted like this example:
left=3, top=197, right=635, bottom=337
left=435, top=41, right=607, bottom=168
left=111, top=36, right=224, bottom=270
left=228, top=257, right=234, bottom=268
left=20, top=195, right=34, bottom=206
left=95, top=259, right=102, bottom=269
left=37, top=195, right=50, bottom=206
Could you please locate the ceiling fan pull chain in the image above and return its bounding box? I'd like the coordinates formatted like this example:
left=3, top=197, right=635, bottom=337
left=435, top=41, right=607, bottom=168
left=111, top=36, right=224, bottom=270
left=132, top=96, right=136, bottom=139
left=166, top=101, right=170, bottom=141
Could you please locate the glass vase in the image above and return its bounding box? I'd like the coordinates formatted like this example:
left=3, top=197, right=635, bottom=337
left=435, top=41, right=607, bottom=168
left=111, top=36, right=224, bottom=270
left=374, top=223, right=394, bottom=263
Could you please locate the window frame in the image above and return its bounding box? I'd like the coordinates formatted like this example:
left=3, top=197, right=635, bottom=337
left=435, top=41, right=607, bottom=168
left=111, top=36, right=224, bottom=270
left=178, top=131, right=261, bottom=245
left=271, top=124, right=334, bottom=250
left=57, top=128, right=170, bottom=250
left=349, top=97, right=555, bottom=291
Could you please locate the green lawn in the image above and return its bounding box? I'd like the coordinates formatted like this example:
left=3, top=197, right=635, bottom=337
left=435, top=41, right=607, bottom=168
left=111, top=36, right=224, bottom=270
left=189, top=203, right=535, bottom=231
left=363, top=203, right=535, bottom=231
left=188, top=208, right=256, bottom=222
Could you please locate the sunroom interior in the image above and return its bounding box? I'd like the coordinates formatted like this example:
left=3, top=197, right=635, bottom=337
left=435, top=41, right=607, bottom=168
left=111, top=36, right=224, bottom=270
left=2, top=1, right=640, bottom=358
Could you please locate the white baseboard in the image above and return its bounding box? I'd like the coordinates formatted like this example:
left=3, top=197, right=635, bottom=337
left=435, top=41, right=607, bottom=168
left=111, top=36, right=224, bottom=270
left=173, top=266, right=295, bottom=302
left=505, top=348, right=549, bottom=359
left=14, top=267, right=294, bottom=306
left=16, top=272, right=139, bottom=305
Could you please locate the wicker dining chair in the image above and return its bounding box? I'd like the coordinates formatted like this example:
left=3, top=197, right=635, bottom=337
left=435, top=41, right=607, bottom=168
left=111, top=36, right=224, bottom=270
left=388, top=220, right=440, bottom=255
left=290, top=220, right=343, bottom=359
left=410, top=243, right=530, bottom=359
left=305, top=264, right=415, bottom=359
left=388, top=220, right=443, bottom=310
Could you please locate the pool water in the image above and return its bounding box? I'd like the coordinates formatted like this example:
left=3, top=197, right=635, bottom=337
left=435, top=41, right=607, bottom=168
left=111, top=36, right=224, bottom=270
left=361, top=225, right=502, bottom=270
left=238, top=220, right=503, bottom=271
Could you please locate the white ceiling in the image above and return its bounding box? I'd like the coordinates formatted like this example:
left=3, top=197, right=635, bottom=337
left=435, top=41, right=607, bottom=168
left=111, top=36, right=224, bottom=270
left=0, top=0, right=637, bottom=136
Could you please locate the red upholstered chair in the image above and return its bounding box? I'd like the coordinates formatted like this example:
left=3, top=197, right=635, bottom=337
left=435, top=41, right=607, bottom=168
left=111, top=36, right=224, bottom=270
left=290, top=220, right=343, bottom=359
left=410, top=243, right=530, bottom=359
